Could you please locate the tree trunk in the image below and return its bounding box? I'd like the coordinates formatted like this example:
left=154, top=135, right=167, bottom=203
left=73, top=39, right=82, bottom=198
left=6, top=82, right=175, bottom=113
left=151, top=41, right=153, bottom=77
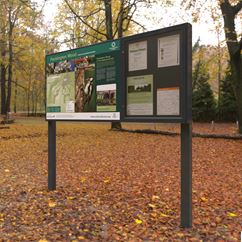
left=231, top=54, right=242, bottom=132
left=217, top=31, right=222, bottom=120
left=118, top=0, right=124, bottom=38
left=6, top=7, right=13, bottom=113
left=27, top=90, right=30, bottom=116
left=35, top=95, right=38, bottom=116
left=0, top=13, right=7, bottom=115
left=103, top=0, right=122, bottom=130
left=31, top=82, right=35, bottom=115
left=104, top=0, right=113, bottom=39
left=220, top=1, right=242, bottom=133
left=0, top=63, right=6, bottom=114
left=111, top=121, right=122, bottom=130
left=14, top=79, right=17, bottom=113
left=237, top=85, right=242, bottom=132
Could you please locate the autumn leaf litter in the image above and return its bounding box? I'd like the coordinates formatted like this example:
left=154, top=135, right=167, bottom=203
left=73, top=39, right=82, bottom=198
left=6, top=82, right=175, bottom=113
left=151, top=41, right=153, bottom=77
left=0, top=122, right=241, bottom=241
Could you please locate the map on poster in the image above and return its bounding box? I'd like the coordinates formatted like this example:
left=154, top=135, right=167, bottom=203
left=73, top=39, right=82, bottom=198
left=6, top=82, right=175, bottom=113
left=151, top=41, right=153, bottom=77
left=46, top=40, right=121, bottom=121
left=47, top=72, right=75, bottom=113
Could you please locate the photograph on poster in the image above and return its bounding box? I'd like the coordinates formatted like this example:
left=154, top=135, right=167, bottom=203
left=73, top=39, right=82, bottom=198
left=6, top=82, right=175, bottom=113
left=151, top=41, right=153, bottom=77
left=127, top=75, right=153, bottom=115
left=158, top=35, right=180, bottom=68
left=46, top=60, right=75, bottom=76
left=75, top=56, right=96, bottom=112
left=96, top=84, right=116, bottom=112
left=157, top=87, right=180, bottom=115
left=128, top=41, right=147, bottom=71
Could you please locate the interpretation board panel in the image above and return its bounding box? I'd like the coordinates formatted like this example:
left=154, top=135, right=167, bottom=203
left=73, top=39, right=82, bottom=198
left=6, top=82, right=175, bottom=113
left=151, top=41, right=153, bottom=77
left=46, top=40, right=121, bottom=121
left=121, top=23, right=192, bottom=123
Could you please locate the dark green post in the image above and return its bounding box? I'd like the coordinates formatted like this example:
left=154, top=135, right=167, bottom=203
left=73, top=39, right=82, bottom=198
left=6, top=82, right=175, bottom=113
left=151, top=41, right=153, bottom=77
left=181, top=122, right=192, bottom=227
left=48, top=121, right=56, bottom=190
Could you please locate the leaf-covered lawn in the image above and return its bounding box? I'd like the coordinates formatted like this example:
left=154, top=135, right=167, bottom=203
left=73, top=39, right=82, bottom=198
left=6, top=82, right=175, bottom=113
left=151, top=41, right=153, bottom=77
left=0, top=122, right=241, bottom=241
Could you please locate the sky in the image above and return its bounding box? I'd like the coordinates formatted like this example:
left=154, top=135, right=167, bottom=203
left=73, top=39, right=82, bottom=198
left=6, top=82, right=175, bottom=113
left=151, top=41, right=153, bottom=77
left=41, top=0, right=240, bottom=49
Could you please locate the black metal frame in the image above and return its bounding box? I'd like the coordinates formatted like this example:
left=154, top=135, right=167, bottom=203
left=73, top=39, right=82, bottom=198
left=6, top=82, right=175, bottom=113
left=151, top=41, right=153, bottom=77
left=120, top=23, right=192, bottom=123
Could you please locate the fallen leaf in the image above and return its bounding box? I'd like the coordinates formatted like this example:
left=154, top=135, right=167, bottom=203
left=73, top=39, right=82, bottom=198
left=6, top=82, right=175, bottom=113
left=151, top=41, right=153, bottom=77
left=200, top=197, right=208, bottom=202
left=151, top=213, right=157, bottom=217
left=135, top=219, right=143, bottom=224
left=177, top=233, right=184, bottom=237
left=227, top=212, right=237, bottom=217
left=160, top=213, right=169, bottom=217
left=78, top=236, right=85, bottom=240
left=215, top=217, right=222, bottom=223
left=152, top=195, right=160, bottom=200
left=148, top=203, right=156, bottom=209
left=48, top=201, right=57, bottom=208
left=67, top=196, right=76, bottom=200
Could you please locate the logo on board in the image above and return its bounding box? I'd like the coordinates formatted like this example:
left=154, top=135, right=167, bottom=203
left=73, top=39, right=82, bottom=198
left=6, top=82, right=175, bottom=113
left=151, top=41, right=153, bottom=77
left=109, top=41, right=119, bottom=51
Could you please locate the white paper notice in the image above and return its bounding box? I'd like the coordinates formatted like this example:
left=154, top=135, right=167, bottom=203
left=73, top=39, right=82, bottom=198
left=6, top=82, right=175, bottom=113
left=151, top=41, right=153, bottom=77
left=129, top=41, right=147, bottom=71
left=157, top=87, right=180, bottom=115
left=66, top=101, right=75, bottom=112
left=158, top=35, right=180, bottom=68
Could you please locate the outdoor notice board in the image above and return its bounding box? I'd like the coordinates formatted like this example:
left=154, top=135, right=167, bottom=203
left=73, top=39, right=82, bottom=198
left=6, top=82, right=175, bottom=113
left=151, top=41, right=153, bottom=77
left=45, top=23, right=191, bottom=122
left=46, top=40, right=121, bottom=121
left=46, top=23, right=193, bottom=228
left=121, top=23, right=192, bottom=123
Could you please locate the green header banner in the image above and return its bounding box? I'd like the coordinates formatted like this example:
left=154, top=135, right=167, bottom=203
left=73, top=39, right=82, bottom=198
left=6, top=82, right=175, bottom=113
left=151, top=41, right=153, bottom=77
left=46, top=40, right=120, bottom=64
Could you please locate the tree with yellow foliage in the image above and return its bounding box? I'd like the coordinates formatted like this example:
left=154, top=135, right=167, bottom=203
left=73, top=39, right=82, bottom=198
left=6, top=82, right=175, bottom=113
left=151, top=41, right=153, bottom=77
left=182, top=0, right=242, bottom=132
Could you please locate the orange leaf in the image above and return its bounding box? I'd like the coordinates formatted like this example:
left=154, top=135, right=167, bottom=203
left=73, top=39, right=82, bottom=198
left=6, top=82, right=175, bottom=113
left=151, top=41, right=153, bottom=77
left=48, top=201, right=57, bottom=208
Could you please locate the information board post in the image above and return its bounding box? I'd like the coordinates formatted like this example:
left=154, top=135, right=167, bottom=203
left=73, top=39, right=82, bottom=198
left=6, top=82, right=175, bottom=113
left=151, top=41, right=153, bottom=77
left=48, top=120, right=56, bottom=191
left=121, top=23, right=193, bottom=227
left=45, top=23, right=193, bottom=226
left=181, top=122, right=192, bottom=227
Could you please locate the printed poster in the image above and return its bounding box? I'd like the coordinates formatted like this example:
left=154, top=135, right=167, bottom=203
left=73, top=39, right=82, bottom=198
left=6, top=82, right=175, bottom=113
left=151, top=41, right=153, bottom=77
left=46, top=71, right=75, bottom=113
left=127, top=75, right=153, bottom=115
left=96, top=84, right=116, bottom=112
left=158, top=35, right=180, bottom=68
left=157, top=87, right=180, bottom=115
left=128, top=41, right=147, bottom=71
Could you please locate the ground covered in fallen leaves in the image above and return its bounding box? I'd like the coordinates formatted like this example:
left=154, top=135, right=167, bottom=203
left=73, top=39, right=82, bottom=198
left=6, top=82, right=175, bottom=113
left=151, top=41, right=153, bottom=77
left=0, top=119, right=241, bottom=241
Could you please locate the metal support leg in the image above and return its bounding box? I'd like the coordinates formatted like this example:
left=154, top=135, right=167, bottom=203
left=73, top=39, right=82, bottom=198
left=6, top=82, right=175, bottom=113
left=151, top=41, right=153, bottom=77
left=181, top=123, right=192, bottom=227
left=48, top=121, right=56, bottom=190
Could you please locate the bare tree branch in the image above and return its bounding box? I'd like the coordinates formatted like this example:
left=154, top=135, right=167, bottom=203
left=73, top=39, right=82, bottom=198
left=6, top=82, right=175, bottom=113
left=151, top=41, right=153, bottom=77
left=82, top=8, right=105, bottom=20
left=232, top=1, right=242, bottom=15
left=130, top=19, right=146, bottom=31
left=64, top=0, right=107, bottom=39
left=122, top=3, right=138, bottom=33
